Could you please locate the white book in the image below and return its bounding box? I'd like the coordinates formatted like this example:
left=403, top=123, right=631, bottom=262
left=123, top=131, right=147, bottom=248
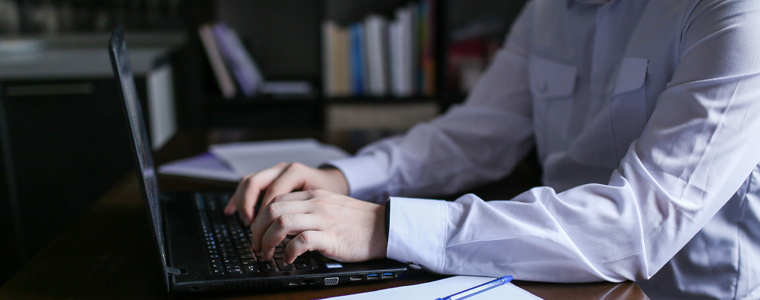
left=364, top=15, right=388, bottom=96
left=198, top=24, right=236, bottom=99
left=389, top=19, right=404, bottom=97
left=394, top=6, right=414, bottom=97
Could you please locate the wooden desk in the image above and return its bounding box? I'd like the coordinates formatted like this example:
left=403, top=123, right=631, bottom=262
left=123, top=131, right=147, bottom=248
left=0, top=131, right=649, bottom=299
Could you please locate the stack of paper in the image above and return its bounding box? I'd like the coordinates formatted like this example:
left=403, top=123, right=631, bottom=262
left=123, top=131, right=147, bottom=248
left=322, top=276, right=542, bottom=300
left=158, top=139, right=349, bottom=182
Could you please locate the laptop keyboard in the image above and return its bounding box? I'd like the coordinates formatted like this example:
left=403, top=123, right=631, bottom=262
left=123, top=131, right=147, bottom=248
left=195, top=193, right=320, bottom=275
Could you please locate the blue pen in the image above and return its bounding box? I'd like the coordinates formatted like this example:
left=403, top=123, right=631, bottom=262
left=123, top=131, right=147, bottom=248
left=435, top=276, right=513, bottom=300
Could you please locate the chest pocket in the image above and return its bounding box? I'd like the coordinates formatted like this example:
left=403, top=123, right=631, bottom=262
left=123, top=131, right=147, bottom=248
left=569, top=57, right=649, bottom=168
left=610, top=57, right=648, bottom=162
left=529, top=55, right=577, bottom=162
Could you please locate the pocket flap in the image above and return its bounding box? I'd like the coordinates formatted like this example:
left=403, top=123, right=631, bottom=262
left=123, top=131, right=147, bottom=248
left=612, top=57, right=648, bottom=97
left=529, top=55, right=577, bottom=98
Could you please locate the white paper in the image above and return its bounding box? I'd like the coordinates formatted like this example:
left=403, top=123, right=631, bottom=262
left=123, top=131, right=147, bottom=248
left=158, top=152, right=240, bottom=182
left=158, top=139, right=349, bottom=182
left=322, top=276, right=543, bottom=300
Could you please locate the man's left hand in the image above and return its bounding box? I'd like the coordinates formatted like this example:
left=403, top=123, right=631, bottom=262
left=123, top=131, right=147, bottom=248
left=249, top=190, right=388, bottom=264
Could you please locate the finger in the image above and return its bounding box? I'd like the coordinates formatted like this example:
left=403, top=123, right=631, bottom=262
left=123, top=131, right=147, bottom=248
left=270, top=190, right=322, bottom=203
left=235, top=163, right=289, bottom=224
left=284, top=231, right=331, bottom=264
left=260, top=163, right=309, bottom=209
left=250, top=200, right=314, bottom=251
left=224, top=174, right=251, bottom=215
left=260, top=214, right=322, bottom=261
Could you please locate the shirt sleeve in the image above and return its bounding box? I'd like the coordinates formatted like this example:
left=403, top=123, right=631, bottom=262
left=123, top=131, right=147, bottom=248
left=328, top=6, right=535, bottom=204
left=387, top=0, right=760, bottom=282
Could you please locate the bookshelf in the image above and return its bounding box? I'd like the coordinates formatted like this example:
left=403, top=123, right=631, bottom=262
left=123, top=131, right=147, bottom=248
left=198, top=0, right=528, bottom=131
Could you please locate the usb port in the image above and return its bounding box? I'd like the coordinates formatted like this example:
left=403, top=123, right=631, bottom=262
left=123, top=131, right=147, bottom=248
left=349, top=275, right=363, bottom=281
left=381, top=273, right=394, bottom=279
left=366, top=274, right=379, bottom=280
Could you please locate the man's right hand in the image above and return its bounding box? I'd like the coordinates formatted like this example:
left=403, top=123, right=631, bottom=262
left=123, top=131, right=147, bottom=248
left=223, top=162, right=350, bottom=225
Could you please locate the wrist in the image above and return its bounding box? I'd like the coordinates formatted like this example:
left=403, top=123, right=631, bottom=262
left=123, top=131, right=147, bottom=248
left=373, top=204, right=389, bottom=259
left=320, top=167, right=350, bottom=195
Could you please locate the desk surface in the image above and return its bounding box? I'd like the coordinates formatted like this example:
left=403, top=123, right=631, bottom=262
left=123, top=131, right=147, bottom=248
left=0, top=131, right=649, bottom=300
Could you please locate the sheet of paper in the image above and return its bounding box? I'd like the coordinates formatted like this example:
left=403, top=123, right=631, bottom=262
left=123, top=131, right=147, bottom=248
left=322, top=276, right=543, bottom=300
left=210, top=139, right=348, bottom=178
left=157, top=152, right=240, bottom=182
left=158, top=139, right=349, bottom=182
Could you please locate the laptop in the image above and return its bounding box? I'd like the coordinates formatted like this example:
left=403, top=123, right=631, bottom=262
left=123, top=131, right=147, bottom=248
left=107, top=28, right=409, bottom=293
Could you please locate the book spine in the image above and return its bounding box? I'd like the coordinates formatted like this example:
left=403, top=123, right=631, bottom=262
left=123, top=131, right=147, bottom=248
left=350, top=23, right=365, bottom=96
left=198, top=24, right=237, bottom=99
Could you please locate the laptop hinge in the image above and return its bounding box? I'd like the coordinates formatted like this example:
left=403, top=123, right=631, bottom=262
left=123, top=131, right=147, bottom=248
left=166, top=266, right=183, bottom=275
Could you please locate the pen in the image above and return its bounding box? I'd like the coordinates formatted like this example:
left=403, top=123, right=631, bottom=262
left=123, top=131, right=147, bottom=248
left=435, top=276, right=513, bottom=300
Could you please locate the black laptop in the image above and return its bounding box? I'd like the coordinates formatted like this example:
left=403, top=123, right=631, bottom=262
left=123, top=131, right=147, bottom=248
left=108, top=28, right=409, bottom=293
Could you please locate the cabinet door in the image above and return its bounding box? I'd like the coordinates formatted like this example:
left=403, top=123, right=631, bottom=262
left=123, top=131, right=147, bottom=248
left=0, top=79, right=133, bottom=275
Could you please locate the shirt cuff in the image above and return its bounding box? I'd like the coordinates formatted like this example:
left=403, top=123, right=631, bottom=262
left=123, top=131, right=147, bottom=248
left=386, top=196, right=448, bottom=274
left=326, top=153, right=390, bottom=202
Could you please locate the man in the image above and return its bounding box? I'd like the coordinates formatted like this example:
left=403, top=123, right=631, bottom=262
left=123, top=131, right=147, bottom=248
left=226, top=0, right=760, bottom=298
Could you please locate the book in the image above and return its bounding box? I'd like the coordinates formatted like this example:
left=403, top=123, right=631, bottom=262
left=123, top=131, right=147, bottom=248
left=349, top=23, right=367, bottom=96
left=198, top=24, right=236, bottom=99
left=422, top=0, right=437, bottom=96
left=322, top=21, right=352, bottom=97
left=396, top=5, right=415, bottom=96
left=364, top=15, right=389, bottom=96
left=320, top=0, right=436, bottom=99
left=213, top=22, right=265, bottom=98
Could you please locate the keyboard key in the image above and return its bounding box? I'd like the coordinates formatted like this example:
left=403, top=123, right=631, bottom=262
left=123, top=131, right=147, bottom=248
left=260, top=261, right=277, bottom=272
left=275, top=259, right=295, bottom=271
left=241, top=259, right=256, bottom=265
left=244, top=264, right=259, bottom=274
left=223, top=258, right=239, bottom=264
left=226, top=268, right=243, bottom=275
left=212, top=267, right=224, bottom=275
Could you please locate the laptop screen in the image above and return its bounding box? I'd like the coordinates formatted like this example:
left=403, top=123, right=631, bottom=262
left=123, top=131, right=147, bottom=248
left=109, top=29, right=169, bottom=279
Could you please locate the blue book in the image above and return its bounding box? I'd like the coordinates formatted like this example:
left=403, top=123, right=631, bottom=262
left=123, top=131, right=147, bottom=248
left=350, top=23, right=365, bottom=96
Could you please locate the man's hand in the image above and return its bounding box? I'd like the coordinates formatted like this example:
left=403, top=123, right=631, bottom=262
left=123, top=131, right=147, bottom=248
left=250, top=189, right=387, bottom=264
left=224, top=162, right=349, bottom=225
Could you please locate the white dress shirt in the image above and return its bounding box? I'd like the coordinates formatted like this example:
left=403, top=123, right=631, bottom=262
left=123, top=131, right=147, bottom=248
left=328, top=0, right=760, bottom=298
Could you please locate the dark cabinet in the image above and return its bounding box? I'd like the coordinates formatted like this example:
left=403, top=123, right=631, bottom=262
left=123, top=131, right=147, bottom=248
left=0, top=79, right=133, bottom=283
